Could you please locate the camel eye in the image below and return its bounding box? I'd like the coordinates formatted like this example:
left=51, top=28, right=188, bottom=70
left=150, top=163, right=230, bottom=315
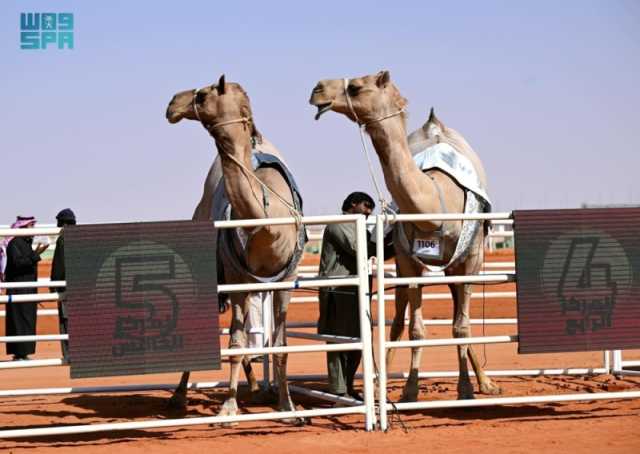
left=195, top=91, right=207, bottom=104
left=347, top=84, right=361, bottom=96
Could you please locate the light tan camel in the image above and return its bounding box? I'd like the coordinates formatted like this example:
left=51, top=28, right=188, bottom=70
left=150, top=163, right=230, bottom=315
left=166, top=75, right=303, bottom=423
left=309, top=71, right=502, bottom=401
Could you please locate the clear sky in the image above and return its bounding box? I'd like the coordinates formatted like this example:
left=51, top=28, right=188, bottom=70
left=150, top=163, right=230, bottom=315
left=1, top=1, right=639, bottom=224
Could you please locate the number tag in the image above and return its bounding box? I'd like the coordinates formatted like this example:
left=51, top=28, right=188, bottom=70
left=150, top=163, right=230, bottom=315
left=413, top=235, right=442, bottom=260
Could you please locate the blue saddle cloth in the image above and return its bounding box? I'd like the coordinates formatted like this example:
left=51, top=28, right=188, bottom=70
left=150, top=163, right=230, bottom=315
left=213, top=151, right=307, bottom=283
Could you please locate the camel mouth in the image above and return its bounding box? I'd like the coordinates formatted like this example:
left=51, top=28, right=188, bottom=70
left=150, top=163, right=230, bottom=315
left=166, top=110, right=184, bottom=124
left=314, top=103, right=333, bottom=121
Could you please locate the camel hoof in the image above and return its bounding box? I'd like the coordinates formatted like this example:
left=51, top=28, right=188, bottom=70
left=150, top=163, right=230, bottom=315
left=457, top=382, right=475, bottom=400
left=480, top=381, right=502, bottom=396
left=280, top=416, right=307, bottom=426
left=167, top=392, right=187, bottom=410
left=216, top=399, right=239, bottom=427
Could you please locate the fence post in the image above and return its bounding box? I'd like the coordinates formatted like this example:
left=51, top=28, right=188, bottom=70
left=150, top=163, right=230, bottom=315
left=612, top=350, right=623, bottom=375
left=355, top=215, right=376, bottom=431
left=261, top=294, right=271, bottom=389
left=376, top=215, right=388, bottom=431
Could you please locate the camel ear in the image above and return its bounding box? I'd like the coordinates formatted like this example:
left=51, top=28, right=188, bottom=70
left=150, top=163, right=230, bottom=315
left=425, top=107, right=444, bottom=139
left=218, top=74, right=226, bottom=94
left=376, top=70, right=391, bottom=88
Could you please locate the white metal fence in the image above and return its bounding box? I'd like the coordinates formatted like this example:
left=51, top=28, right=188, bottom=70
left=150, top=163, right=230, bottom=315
left=372, top=212, right=639, bottom=431
left=0, top=213, right=638, bottom=437
left=0, top=214, right=377, bottom=437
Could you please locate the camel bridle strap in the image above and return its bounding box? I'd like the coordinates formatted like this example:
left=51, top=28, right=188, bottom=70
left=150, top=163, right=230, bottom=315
left=192, top=89, right=202, bottom=122
left=343, top=78, right=397, bottom=217
left=342, top=78, right=405, bottom=128
left=192, top=88, right=252, bottom=133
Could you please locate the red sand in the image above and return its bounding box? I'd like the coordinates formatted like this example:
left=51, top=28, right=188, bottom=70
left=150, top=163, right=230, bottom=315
left=1, top=251, right=639, bottom=453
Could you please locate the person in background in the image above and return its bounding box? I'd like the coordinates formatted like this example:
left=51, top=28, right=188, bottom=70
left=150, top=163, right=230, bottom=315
left=5, top=216, right=48, bottom=360
left=317, top=192, right=381, bottom=402
left=50, top=208, right=76, bottom=363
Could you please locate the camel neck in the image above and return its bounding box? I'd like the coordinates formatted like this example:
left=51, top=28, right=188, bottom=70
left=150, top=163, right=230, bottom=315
left=366, top=117, right=438, bottom=214
left=215, top=135, right=266, bottom=220
left=367, top=116, right=422, bottom=213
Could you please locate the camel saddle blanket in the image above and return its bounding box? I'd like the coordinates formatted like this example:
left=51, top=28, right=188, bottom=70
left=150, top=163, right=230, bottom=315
left=396, top=143, right=492, bottom=271
left=212, top=152, right=307, bottom=283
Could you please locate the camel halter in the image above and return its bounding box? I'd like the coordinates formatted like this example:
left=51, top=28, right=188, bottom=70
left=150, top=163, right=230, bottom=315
left=343, top=78, right=404, bottom=218
left=192, top=89, right=303, bottom=229
left=192, top=89, right=253, bottom=132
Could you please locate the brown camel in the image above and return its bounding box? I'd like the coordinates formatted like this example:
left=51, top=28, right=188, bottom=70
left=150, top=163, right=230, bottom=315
left=166, top=75, right=304, bottom=423
left=309, top=71, right=502, bottom=401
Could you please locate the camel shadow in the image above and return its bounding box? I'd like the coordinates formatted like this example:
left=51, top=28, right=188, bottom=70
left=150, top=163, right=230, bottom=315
left=5, top=393, right=216, bottom=419
left=0, top=427, right=170, bottom=449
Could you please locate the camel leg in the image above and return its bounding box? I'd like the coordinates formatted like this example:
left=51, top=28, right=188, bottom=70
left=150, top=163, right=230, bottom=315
left=401, top=284, right=425, bottom=402
left=449, top=283, right=475, bottom=399
left=456, top=238, right=501, bottom=396
left=462, top=285, right=501, bottom=395
left=384, top=285, right=408, bottom=373
left=168, top=371, right=190, bottom=409
left=217, top=292, right=248, bottom=425
left=243, top=294, right=277, bottom=404
left=271, top=289, right=305, bottom=425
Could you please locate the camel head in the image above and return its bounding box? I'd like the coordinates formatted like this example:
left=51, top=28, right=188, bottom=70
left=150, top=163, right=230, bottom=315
left=309, top=70, right=407, bottom=125
left=166, top=74, right=261, bottom=141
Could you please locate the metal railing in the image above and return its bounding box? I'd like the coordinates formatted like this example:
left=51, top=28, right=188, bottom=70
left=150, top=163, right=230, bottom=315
left=0, top=214, right=376, bottom=437
left=373, top=212, right=638, bottom=431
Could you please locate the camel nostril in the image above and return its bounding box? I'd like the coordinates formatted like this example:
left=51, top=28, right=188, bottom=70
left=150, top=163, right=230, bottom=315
left=312, top=84, right=323, bottom=94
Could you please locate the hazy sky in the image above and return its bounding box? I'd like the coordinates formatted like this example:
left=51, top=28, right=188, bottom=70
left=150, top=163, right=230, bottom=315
left=1, top=1, right=639, bottom=224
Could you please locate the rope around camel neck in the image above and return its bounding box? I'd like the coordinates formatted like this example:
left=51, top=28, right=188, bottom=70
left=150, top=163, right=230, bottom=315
left=223, top=151, right=303, bottom=229
left=191, top=86, right=303, bottom=228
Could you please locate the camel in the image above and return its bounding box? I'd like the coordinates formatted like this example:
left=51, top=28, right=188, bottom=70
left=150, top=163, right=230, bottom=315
left=166, top=75, right=305, bottom=423
left=309, top=71, right=502, bottom=401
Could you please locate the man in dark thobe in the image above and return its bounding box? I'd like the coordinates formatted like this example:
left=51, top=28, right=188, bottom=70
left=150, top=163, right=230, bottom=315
left=5, top=216, right=48, bottom=360
left=317, top=192, right=378, bottom=401
left=50, top=208, right=76, bottom=363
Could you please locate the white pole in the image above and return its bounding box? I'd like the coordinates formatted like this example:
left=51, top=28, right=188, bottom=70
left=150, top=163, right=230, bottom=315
left=376, top=214, right=388, bottom=431
left=387, top=390, right=640, bottom=412
left=0, top=406, right=367, bottom=439
left=0, top=293, right=60, bottom=304
left=612, top=350, right=623, bottom=374
left=219, top=277, right=360, bottom=293
left=261, top=294, right=270, bottom=390
left=0, top=280, right=65, bottom=289
left=384, top=274, right=515, bottom=286
left=289, top=385, right=362, bottom=406
left=386, top=335, right=517, bottom=349
left=355, top=215, right=376, bottom=431
left=0, top=309, right=58, bottom=317
left=0, top=227, right=61, bottom=237
left=389, top=212, right=512, bottom=222
left=1, top=334, right=67, bottom=342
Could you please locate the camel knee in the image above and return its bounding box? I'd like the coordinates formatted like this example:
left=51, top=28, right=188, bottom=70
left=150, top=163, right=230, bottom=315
left=452, top=324, right=470, bottom=339
left=408, top=319, right=425, bottom=340
left=409, top=325, right=425, bottom=340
